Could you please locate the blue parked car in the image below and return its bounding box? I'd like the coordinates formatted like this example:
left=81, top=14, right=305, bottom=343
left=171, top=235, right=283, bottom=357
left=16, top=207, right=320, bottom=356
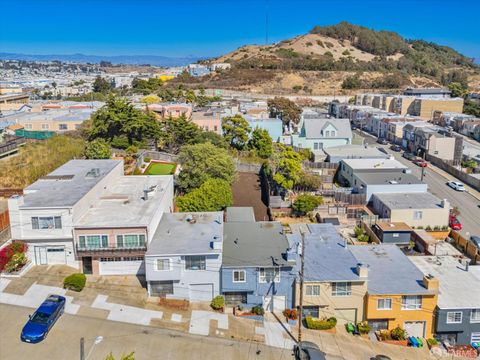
left=21, top=294, right=65, bottom=343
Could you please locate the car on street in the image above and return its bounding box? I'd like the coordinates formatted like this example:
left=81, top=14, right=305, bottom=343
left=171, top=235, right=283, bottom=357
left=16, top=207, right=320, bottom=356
left=449, top=215, right=462, bottom=231
left=390, top=144, right=402, bottom=152
left=351, top=124, right=357, bottom=130
left=447, top=181, right=466, bottom=192
left=294, top=341, right=326, bottom=360
left=470, top=235, right=480, bottom=249
left=402, top=152, right=416, bottom=161
left=21, top=294, right=65, bottom=343
left=376, top=138, right=388, bottom=145
left=413, top=159, right=428, bottom=167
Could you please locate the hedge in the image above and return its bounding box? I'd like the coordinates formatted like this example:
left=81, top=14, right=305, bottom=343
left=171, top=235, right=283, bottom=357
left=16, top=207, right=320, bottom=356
left=210, top=295, right=225, bottom=310
left=305, top=316, right=337, bottom=330
left=63, top=273, right=87, bottom=292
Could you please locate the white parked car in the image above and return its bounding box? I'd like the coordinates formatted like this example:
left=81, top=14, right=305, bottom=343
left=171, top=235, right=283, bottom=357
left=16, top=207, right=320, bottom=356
left=447, top=181, right=465, bottom=191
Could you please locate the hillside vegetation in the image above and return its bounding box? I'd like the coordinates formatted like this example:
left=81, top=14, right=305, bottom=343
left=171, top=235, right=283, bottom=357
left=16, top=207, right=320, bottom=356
left=174, top=22, right=479, bottom=95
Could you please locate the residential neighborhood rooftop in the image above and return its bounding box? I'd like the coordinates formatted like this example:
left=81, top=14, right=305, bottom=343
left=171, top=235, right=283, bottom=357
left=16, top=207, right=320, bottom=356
left=223, top=221, right=291, bottom=267
left=75, top=175, right=174, bottom=228
left=341, top=158, right=407, bottom=170
left=323, top=145, right=389, bottom=160
left=410, top=256, right=480, bottom=309
left=372, top=192, right=444, bottom=209
left=146, top=212, right=224, bottom=256
left=375, top=222, right=412, bottom=232
left=350, top=244, right=432, bottom=295
left=225, top=207, right=256, bottom=223
left=355, top=171, right=423, bottom=185
left=303, top=118, right=352, bottom=139
left=20, top=159, right=122, bottom=208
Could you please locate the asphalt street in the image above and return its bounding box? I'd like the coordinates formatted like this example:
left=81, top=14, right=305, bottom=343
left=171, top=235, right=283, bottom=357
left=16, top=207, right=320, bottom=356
left=356, top=130, right=480, bottom=238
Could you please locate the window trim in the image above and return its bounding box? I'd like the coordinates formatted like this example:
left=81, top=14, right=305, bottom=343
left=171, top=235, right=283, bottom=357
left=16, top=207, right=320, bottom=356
left=232, top=270, right=246, bottom=283
left=78, top=234, right=109, bottom=249
left=331, top=282, right=352, bottom=297
left=446, top=311, right=463, bottom=324
left=155, top=258, right=171, bottom=271
left=401, top=295, right=422, bottom=310
left=471, top=309, right=480, bottom=323
left=31, top=216, right=62, bottom=230
left=306, top=284, right=321, bottom=296
left=258, top=267, right=280, bottom=283
left=185, top=255, right=207, bottom=271
left=115, top=234, right=145, bottom=248
left=377, top=298, right=393, bottom=310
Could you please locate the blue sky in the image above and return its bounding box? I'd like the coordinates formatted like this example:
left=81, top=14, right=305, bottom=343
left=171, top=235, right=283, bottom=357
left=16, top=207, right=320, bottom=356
left=1, top=0, right=479, bottom=60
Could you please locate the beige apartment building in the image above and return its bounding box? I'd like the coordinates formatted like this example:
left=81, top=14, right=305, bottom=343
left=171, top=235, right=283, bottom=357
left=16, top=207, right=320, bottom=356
left=412, top=98, right=464, bottom=119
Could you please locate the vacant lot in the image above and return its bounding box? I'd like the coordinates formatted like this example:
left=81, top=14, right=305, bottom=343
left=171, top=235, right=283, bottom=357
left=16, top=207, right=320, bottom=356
left=231, top=172, right=268, bottom=221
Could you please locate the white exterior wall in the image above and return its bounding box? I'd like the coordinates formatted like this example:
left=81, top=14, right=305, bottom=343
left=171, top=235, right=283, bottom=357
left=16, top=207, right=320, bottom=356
left=146, top=177, right=174, bottom=243
left=27, top=240, right=79, bottom=268
left=146, top=253, right=222, bottom=302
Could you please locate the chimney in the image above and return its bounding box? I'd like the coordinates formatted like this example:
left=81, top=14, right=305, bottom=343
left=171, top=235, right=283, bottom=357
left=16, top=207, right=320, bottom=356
left=423, top=274, right=439, bottom=290
left=210, top=235, right=222, bottom=250
left=143, top=189, right=149, bottom=201
left=356, top=263, right=369, bottom=278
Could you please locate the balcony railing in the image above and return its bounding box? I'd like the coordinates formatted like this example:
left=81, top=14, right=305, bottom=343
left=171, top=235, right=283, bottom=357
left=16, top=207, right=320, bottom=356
left=75, top=244, right=147, bottom=257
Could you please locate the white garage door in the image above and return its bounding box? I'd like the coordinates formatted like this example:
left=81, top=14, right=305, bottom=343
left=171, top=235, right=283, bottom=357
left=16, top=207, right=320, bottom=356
left=190, top=284, right=214, bottom=302
left=263, top=296, right=286, bottom=312
left=404, top=321, right=426, bottom=338
left=99, top=259, right=145, bottom=275
left=335, top=308, right=357, bottom=325
left=471, top=332, right=480, bottom=344
left=35, top=246, right=66, bottom=265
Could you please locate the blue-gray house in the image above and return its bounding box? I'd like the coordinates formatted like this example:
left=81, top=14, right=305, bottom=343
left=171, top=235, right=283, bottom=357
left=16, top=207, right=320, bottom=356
left=221, top=207, right=296, bottom=311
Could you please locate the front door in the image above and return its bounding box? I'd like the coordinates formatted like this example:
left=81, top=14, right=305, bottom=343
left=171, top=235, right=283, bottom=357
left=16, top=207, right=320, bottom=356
left=82, top=257, right=93, bottom=274
left=37, top=247, right=48, bottom=265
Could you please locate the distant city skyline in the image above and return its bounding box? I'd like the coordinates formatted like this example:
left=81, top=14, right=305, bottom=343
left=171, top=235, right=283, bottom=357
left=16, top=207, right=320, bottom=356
left=1, top=0, right=479, bottom=60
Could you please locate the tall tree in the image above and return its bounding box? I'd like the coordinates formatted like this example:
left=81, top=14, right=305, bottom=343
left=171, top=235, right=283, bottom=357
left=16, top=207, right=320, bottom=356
left=89, top=96, right=160, bottom=147
left=158, top=115, right=202, bottom=154
left=271, top=145, right=303, bottom=190
left=267, top=97, right=302, bottom=126
left=92, top=76, right=112, bottom=94
left=85, top=139, right=111, bottom=159
left=249, top=127, right=273, bottom=158
left=177, top=143, right=235, bottom=191
left=222, top=114, right=251, bottom=150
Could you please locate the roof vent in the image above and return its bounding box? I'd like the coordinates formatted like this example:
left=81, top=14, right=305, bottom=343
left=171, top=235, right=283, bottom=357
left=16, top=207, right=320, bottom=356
left=85, top=168, right=101, bottom=178
left=389, top=180, right=398, bottom=184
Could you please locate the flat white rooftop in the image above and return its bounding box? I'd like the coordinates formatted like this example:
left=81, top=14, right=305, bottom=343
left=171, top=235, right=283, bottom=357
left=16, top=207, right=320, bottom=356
left=410, top=256, right=480, bottom=309
left=341, top=158, right=406, bottom=170
left=75, top=175, right=173, bottom=228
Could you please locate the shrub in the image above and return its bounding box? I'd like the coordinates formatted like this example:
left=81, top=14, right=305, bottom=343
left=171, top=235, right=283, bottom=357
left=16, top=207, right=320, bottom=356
left=305, top=42, right=313, bottom=47
left=354, top=225, right=364, bottom=238
left=379, top=330, right=390, bottom=341
left=425, top=225, right=432, bottom=231
left=357, top=234, right=369, bottom=243
left=0, top=241, right=28, bottom=272
left=390, top=326, right=407, bottom=340
left=357, top=322, right=370, bottom=334
left=143, top=157, right=151, bottom=163
left=251, top=305, right=265, bottom=316
left=433, top=226, right=440, bottom=231
left=282, top=308, right=298, bottom=320
left=63, top=273, right=87, bottom=292
left=305, top=317, right=337, bottom=330
left=427, top=338, right=439, bottom=346
left=210, top=295, right=225, bottom=310
left=4, top=253, right=27, bottom=273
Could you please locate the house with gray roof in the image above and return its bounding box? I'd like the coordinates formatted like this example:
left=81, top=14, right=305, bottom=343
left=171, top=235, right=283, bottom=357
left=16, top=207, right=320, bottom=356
left=291, top=116, right=352, bottom=152
left=221, top=207, right=296, bottom=311
left=289, top=224, right=368, bottom=324
left=410, top=256, right=480, bottom=345
left=145, top=212, right=223, bottom=302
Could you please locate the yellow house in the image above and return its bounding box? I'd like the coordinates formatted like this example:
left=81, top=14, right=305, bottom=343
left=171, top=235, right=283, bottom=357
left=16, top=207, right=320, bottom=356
left=350, top=245, right=438, bottom=338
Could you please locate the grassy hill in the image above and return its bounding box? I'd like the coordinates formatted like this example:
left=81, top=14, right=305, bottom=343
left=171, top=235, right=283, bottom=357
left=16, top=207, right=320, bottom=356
left=172, top=22, right=479, bottom=95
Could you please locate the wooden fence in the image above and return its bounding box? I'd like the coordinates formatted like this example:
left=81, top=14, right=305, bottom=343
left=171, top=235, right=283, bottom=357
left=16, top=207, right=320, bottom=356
left=426, top=154, right=480, bottom=191
left=449, top=230, right=480, bottom=264
left=0, top=209, right=9, bottom=232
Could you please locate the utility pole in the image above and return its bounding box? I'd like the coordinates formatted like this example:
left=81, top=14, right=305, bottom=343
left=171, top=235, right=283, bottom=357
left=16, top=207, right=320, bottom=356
left=80, top=337, right=85, bottom=360
left=297, top=231, right=305, bottom=343
left=421, top=166, right=425, bottom=182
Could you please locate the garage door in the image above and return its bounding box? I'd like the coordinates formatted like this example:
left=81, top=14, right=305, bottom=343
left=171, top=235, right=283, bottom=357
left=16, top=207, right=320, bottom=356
left=263, top=296, right=286, bottom=312
left=190, top=284, right=214, bottom=302
left=34, top=246, right=66, bottom=265
left=471, top=332, right=480, bottom=344
left=404, top=321, right=426, bottom=338
left=335, top=308, right=357, bottom=325
left=99, top=259, right=145, bottom=275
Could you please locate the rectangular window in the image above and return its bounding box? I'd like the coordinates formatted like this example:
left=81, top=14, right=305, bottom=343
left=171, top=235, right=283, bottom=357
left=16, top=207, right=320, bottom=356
left=155, top=259, right=170, bottom=271
left=325, top=130, right=330, bottom=137
left=79, top=236, right=86, bottom=248
left=25, top=123, right=32, bottom=129
left=377, top=298, right=392, bottom=310
left=31, top=217, right=39, bottom=229
left=54, top=216, right=62, bottom=229
left=471, top=309, right=480, bottom=323
left=233, top=270, right=246, bottom=283
left=101, top=235, right=108, bottom=248
left=32, top=216, right=62, bottom=230
left=447, top=311, right=463, bottom=324
left=214, top=125, right=218, bottom=131
left=124, top=235, right=140, bottom=248
left=116, top=235, right=124, bottom=248
left=259, top=268, right=280, bottom=283
left=59, top=124, right=68, bottom=130
left=41, top=123, right=49, bottom=130
left=332, top=282, right=352, bottom=296
left=313, top=142, right=319, bottom=150
left=392, top=233, right=399, bottom=238
left=306, top=285, right=321, bottom=296
left=413, top=211, right=423, bottom=220
left=401, top=295, right=422, bottom=310
left=185, top=255, right=206, bottom=270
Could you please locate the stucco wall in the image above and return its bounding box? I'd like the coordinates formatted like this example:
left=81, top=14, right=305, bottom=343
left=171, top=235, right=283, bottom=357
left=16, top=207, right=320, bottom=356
left=435, top=308, right=480, bottom=345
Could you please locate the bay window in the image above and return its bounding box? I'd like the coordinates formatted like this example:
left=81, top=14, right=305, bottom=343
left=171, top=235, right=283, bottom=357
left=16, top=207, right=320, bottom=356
left=185, top=255, right=206, bottom=270
left=332, top=282, right=351, bottom=296
left=401, top=295, right=422, bottom=310
left=258, top=268, right=280, bottom=283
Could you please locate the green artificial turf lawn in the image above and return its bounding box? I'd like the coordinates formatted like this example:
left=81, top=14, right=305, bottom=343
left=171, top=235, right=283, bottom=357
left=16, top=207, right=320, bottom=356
left=144, top=162, right=176, bottom=175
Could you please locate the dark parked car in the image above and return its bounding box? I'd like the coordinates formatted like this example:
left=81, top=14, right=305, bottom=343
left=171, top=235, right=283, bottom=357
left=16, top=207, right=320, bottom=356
left=390, top=144, right=402, bottom=152
left=402, top=152, right=416, bottom=161
left=294, top=341, right=326, bottom=360
left=351, top=124, right=357, bottom=130
left=21, top=294, right=65, bottom=343
left=471, top=235, right=480, bottom=249
left=376, top=138, right=388, bottom=145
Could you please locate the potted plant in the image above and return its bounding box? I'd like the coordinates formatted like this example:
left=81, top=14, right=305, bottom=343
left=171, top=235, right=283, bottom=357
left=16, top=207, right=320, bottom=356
left=282, top=308, right=298, bottom=324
